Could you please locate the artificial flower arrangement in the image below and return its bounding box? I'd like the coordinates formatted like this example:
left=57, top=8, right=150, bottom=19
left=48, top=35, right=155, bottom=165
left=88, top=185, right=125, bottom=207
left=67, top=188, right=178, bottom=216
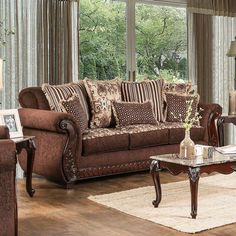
left=171, top=98, right=203, bottom=159
left=171, top=99, right=203, bottom=131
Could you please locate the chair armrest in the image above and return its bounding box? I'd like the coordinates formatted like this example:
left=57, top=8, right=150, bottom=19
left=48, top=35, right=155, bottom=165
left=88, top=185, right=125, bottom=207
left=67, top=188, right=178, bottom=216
left=0, top=126, right=10, bottom=139
left=0, top=140, right=16, bottom=172
left=199, top=103, right=222, bottom=146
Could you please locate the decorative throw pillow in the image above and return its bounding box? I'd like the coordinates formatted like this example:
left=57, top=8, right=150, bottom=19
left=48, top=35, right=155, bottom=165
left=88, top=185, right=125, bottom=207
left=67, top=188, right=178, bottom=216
left=112, top=101, right=158, bottom=127
left=165, top=92, right=200, bottom=123
left=162, top=82, right=194, bottom=122
left=121, top=79, right=165, bottom=122
left=59, top=95, right=88, bottom=133
left=84, top=78, right=122, bottom=128
left=163, top=82, right=193, bottom=93
left=42, top=82, right=89, bottom=121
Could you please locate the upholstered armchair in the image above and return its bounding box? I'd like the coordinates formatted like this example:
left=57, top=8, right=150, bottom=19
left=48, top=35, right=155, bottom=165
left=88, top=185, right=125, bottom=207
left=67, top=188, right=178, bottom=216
left=0, top=126, right=17, bottom=236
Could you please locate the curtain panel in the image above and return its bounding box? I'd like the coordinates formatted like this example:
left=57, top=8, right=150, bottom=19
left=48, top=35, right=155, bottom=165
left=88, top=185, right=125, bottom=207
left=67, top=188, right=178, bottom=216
left=188, top=0, right=236, bottom=144
left=188, top=0, right=236, bottom=16
left=37, top=0, right=78, bottom=85
left=0, top=0, right=78, bottom=109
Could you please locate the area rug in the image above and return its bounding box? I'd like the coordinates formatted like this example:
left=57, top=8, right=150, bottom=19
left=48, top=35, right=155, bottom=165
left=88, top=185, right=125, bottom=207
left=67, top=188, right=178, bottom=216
left=88, top=174, right=236, bottom=233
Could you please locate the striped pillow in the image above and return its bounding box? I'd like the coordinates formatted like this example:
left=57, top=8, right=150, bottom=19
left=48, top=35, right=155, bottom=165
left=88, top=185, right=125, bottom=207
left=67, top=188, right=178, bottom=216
left=121, top=80, right=165, bottom=122
left=42, top=82, right=90, bottom=121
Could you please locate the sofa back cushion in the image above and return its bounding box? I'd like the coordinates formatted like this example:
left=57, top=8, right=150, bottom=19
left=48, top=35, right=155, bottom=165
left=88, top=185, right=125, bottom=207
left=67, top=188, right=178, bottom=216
left=121, top=79, right=165, bottom=122
left=163, top=81, right=192, bottom=93
left=19, top=87, right=51, bottom=110
left=42, top=82, right=90, bottom=122
left=84, top=78, right=122, bottom=128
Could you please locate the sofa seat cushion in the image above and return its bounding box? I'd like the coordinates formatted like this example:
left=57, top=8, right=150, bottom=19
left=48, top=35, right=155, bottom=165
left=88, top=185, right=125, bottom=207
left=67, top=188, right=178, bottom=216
left=119, top=124, right=169, bottom=149
left=165, top=122, right=205, bottom=144
left=120, top=123, right=204, bottom=149
left=82, top=123, right=205, bottom=155
left=82, top=128, right=129, bottom=156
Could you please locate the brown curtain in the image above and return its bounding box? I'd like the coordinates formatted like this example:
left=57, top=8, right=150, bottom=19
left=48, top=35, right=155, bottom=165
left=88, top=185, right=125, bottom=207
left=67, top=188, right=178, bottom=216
left=37, top=0, right=75, bottom=85
left=188, top=14, right=213, bottom=103
left=188, top=0, right=236, bottom=104
left=188, top=0, right=236, bottom=16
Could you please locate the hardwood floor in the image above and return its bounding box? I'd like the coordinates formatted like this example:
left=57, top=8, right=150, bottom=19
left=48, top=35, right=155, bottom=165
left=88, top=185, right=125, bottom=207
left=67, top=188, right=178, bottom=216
left=17, top=171, right=236, bottom=236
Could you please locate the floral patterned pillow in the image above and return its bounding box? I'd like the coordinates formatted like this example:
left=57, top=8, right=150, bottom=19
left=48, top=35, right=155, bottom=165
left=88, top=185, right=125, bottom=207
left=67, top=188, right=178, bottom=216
left=84, top=78, right=122, bottom=128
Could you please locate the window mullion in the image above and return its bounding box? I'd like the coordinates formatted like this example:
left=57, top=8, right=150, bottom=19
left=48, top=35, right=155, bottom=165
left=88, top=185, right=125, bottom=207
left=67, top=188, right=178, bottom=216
left=126, top=0, right=136, bottom=81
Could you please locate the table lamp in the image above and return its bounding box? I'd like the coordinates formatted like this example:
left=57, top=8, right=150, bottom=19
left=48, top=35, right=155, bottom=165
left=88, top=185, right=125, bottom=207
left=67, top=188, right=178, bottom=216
left=227, top=37, right=236, bottom=115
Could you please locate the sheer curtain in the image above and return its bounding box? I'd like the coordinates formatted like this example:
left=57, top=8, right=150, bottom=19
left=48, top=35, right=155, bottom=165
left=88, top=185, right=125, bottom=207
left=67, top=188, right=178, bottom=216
left=188, top=0, right=236, bottom=144
left=0, top=0, right=78, bottom=109
left=0, top=0, right=78, bottom=177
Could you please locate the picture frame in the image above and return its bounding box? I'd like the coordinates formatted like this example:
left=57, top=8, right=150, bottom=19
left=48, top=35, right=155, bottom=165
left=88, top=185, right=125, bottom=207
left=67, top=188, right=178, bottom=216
left=0, top=109, right=23, bottom=138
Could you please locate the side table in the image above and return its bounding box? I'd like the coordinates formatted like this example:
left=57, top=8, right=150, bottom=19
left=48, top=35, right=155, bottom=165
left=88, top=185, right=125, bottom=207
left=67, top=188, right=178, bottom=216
left=217, top=115, right=236, bottom=146
left=12, top=136, right=36, bottom=197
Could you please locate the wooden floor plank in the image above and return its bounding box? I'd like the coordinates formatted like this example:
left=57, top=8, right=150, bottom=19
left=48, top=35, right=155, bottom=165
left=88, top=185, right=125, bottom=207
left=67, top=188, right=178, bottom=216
left=17, top=171, right=236, bottom=236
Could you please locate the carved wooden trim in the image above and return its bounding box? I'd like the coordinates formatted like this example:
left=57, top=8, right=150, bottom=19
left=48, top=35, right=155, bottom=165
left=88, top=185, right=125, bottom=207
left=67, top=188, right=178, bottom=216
left=78, top=160, right=151, bottom=179
left=207, top=105, right=222, bottom=146
left=150, top=160, right=160, bottom=173
left=188, top=167, right=200, bottom=182
left=58, top=119, right=78, bottom=183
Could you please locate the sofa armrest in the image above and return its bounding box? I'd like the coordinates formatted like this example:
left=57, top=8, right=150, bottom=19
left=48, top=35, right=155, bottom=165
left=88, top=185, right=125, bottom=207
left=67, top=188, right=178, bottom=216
left=0, top=126, right=10, bottom=139
left=199, top=103, right=222, bottom=146
left=18, top=108, right=81, bottom=183
left=19, top=108, right=80, bottom=133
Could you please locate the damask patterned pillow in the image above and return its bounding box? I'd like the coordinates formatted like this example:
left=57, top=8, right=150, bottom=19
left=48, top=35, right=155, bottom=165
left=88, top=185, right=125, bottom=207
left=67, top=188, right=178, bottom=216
left=84, top=78, right=122, bottom=128
left=165, top=92, right=200, bottom=123
left=163, top=82, right=193, bottom=93
left=121, top=79, right=165, bottom=122
left=59, top=95, right=88, bottom=133
left=112, top=101, right=158, bottom=127
left=42, top=82, right=89, bottom=121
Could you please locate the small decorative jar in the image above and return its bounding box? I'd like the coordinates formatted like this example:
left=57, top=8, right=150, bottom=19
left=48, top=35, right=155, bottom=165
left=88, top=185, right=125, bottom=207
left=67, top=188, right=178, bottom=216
left=179, top=129, right=195, bottom=159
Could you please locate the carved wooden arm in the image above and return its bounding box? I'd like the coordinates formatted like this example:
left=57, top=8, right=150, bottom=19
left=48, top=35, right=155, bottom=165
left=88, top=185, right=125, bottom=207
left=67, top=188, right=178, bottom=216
left=199, top=103, right=222, bottom=146
left=18, top=108, right=81, bottom=183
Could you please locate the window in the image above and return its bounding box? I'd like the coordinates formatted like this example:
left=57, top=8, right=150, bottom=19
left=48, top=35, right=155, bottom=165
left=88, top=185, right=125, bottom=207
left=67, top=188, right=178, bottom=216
left=79, top=0, right=187, bottom=81
left=79, top=0, right=126, bottom=80
left=135, top=3, right=187, bottom=81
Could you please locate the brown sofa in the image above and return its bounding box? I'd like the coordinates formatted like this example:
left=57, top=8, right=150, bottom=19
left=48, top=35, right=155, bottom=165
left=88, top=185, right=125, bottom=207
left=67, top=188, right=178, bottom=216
left=0, top=126, right=17, bottom=236
left=18, top=83, right=222, bottom=188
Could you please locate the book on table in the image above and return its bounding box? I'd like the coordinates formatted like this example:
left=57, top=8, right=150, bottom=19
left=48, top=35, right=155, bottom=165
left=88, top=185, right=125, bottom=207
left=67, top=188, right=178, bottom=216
left=215, top=145, right=236, bottom=154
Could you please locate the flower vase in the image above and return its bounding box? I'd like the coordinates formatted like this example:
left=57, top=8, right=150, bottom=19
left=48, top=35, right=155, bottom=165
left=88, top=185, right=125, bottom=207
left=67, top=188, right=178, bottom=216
left=179, top=129, right=195, bottom=159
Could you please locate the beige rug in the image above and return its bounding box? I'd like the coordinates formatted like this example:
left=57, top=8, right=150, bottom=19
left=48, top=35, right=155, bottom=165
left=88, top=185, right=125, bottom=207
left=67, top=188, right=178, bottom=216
left=88, top=174, right=236, bottom=233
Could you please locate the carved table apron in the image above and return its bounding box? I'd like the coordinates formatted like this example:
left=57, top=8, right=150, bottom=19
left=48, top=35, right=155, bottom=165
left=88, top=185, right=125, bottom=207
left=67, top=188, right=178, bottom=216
left=150, top=159, right=236, bottom=219
left=13, top=136, right=36, bottom=197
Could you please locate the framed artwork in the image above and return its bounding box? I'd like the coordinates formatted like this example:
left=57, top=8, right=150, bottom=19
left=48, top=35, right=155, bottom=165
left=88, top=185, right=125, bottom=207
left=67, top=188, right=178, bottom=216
left=0, top=109, right=23, bottom=138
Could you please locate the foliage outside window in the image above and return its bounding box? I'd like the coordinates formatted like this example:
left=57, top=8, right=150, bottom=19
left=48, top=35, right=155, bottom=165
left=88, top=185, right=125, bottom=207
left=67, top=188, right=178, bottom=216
left=79, top=0, right=187, bottom=82
left=79, top=0, right=126, bottom=80
left=135, top=4, right=187, bottom=82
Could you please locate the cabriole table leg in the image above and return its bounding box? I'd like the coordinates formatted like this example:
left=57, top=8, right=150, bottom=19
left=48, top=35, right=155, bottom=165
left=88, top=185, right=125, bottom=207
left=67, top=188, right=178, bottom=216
left=25, top=139, right=36, bottom=197
left=150, top=160, right=162, bottom=207
left=188, top=167, right=200, bottom=219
